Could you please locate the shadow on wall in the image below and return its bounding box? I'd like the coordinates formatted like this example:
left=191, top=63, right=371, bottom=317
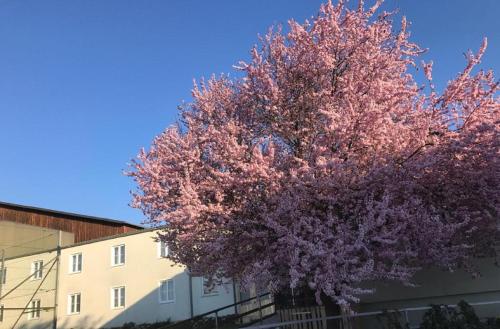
left=100, top=272, right=190, bottom=328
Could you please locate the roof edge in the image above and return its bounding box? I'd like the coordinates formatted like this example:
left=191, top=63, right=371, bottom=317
left=0, top=201, right=143, bottom=229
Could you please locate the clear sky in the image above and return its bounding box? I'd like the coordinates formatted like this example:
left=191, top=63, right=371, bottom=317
left=0, top=0, right=498, bottom=225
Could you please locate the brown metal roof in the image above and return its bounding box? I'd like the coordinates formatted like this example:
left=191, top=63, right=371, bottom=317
left=0, top=201, right=143, bottom=229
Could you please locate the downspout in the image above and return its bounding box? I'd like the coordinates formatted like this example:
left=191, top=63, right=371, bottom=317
left=189, top=271, right=194, bottom=318
left=232, top=279, right=238, bottom=315
left=0, top=249, right=5, bottom=299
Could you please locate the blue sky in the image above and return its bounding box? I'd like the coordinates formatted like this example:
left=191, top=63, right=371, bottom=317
left=0, top=0, right=498, bottom=225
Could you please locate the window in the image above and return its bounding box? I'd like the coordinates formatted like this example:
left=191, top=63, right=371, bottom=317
left=159, top=279, right=175, bottom=303
left=1, top=267, right=6, bottom=284
left=112, top=245, right=125, bottom=266
left=31, top=261, right=43, bottom=280
left=69, top=253, right=82, bottom=273
left=158, top=241, right=169, bottom=258
left=202, top=277, right=219, bottom=296
left=28, top=299, right=41, bottom=320
left=0, top=304, right=4, bottom=322
left=111, top=287, right=125, bottom=309
left=68, top=293, right=81, bottom=314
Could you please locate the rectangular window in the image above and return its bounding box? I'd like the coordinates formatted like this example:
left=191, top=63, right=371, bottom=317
left=112, top=245, right=125, bottom=266
left=28, top=299, right=41, bottom=320
left=1, top=267, right=6, bottom=284
left=159, top=279, right=175, bottom=303
left=31, top=261, right=43, bottom=280
left=0, top=304, right=4, bottom=322
left=158, top=241, right=169, bottom=258
left=202, top=277, right=219, bottom=296
left=69, top=253, right=82, bottom=273
left=112, top=287, right=125, bottom=309
left=68, top=293, right=81, bottom=314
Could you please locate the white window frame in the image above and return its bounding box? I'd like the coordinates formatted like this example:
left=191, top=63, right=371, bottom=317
left=28, top=299, right=41, bottom=320
left=69, top=253, right=82, bottom=274
left=111, top=286, right=126, bottom=309
left=31, top=260, right=43, bottom=280
left=1, top=267, right=6, bottom=284
left=158, top=279, right=175, bottom=303
left=67, top=293, right=81, bottom=315
left=111, top=244, right=126, bottom=266
left=157, top=240, right=169, bottom=258
left=201, top=277, right=219, bottom=297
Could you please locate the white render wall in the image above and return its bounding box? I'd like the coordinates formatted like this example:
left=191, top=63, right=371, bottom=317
left=0, top=230, right=236, bottom=329
left=0, top=250, right=58, bottom=329
left=56, top=230, right=235, bottom=328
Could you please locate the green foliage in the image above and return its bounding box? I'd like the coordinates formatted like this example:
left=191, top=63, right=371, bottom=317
left=376, top=309, right=409, bottom=329
left=419, top=300, right=500, bottom=329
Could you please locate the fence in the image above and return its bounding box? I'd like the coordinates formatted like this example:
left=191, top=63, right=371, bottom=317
left=243, top=300, right=500, bottom=329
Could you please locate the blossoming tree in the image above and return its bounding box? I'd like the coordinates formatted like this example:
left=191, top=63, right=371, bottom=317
left=129, top=0, right=499, bottom=307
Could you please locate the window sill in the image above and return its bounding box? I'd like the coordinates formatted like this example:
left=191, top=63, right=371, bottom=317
left=159, top=300, right=175, bottom=304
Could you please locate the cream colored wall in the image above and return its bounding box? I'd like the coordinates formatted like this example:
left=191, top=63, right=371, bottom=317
left=56, top=230, right=235, bottom=329
left=0, top=221, right=74, bottom=258
left=0, top=250, right=58, bottom=329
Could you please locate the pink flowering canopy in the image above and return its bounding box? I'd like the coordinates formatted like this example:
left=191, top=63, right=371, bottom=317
left=129, top=0, right=499, bottom=306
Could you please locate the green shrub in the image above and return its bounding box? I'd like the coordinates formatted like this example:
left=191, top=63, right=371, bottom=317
left=420, top=300, right=500, bottom=329
left=376, top=309, right=409, bottom=329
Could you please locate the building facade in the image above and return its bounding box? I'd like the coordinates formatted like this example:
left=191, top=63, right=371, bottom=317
left=0, top=230, right=236, bottom=329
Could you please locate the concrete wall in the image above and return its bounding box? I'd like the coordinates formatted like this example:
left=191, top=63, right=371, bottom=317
left=358, top=258, right=500, bottom=327
left=0, top=250, right=58, bottom=329
left=0, top=221, right=74, bottom=258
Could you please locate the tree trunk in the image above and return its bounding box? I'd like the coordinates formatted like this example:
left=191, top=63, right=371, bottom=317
left=321, top=293, right=341, bottom=329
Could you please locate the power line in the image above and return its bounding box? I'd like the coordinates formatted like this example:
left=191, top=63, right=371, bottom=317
left=4, top=255, right=57, bottom=267
left=0, top=233, right=56, bottom=250
left=0, top=257, right=57, bottom=302
left=0, top=289, right=55, bottom=301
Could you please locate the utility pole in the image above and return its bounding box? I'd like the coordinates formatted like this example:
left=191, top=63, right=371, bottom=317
left=0, top=249, right=5, bottom=299
left=52, top=231, right=62, bottom=329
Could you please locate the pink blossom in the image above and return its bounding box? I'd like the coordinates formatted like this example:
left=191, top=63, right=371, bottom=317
left=129, top=0, right=499, bottom=307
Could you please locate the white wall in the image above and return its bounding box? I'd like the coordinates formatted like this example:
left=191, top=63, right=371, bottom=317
left=56, top=230, right=235, bottom=329
left=191, top=277, right=236, bottom=317
left=0, top=250, right=57, bottom=329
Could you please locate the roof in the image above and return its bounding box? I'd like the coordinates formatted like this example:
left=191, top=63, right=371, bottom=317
left=0, top=200, right=143, bottom=229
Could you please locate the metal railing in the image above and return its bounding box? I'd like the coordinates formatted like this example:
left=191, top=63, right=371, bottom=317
left=243, top=300, right=500, bottom=329
left=161, top=292, right=275, bottom=329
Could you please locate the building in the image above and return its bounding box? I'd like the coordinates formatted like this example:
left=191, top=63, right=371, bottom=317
left=0, top=221, right=74, bottom=259
left=2, top=202, right=498, bottom=329
left=0, top=201, right=143, bottom=243
left=356, top=258, right=500, bottom=327
left=0, top=229, right=236, bottom=329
